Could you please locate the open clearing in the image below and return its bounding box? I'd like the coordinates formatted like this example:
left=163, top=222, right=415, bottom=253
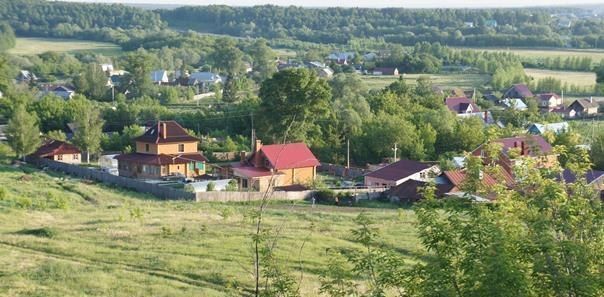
left=459, top=46, right=604, bottom=62
left=0, top=160, right=420, bottom=296
left=524, top=68, right=596, bottom=87
left=362, top=73, right=490, bottom=90
left=8, top=38, right=122, bottom=56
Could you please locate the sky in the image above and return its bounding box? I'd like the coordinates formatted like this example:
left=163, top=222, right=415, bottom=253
left=63, top=0, right=604, bottom=9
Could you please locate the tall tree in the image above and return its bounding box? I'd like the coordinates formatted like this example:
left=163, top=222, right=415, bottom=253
left=124, top=49, right=155, bottom=97
left=249, top=38, right=276, bottom=82
left=74, top=63, right=109, bottom=100
left=6, top=104, right=40, bottom=161
left=72, top=99, right=105, bottom=163
left=211, top=38, right=245, bottom=102
left=257, top=68, right=332, bottom=145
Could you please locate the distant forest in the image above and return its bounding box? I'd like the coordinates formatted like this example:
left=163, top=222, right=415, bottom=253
left=159, top=5, right=604, bottom=48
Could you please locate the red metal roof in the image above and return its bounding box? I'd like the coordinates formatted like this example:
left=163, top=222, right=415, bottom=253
left=135, top=121, right=199, bottom=144
left=232, top=164, right=285, bottom=178
left=259, top=142, right=320, bottom=170
left=494, top=135, right=553, bottom=155
left=29, top=140, right=81, bottom=158
left=444, top=168, right=514, bottom=188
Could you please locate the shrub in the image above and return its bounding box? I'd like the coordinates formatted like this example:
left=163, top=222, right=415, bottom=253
left=315, top=189, right=336, bottom=204
left=0, top=188, right=6, bottom=200
left=17, top=227, right=58, bottom=238
left=15, top=196, right=33, bottom=209
left=206, top=182, right=216, bottom=192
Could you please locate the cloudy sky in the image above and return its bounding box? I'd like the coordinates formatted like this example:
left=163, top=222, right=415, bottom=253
left=64, top=0, right=604, bottom=9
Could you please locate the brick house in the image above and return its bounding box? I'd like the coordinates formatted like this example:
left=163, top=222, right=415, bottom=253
left=115, top=121, right=207, bottom=179
left=472, top=135, right=556, bottom=174
left=232, top=140, right=320, bottom=191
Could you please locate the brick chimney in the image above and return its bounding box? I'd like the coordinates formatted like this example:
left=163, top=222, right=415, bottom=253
left=483, top=111, right=488, bottom=123
left=161, top=122, right=167, bottom=139
left=520, top=141, right=528, bottom=156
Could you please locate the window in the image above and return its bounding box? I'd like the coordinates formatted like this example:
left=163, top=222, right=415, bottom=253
left=145, top=144, right=150, bottom=152
left=57, top=154, right=63, bottom=160
left=73, top=154, right=79, bottom=160
left=178, top=144, right=185, bottom=152
left=242, top=179, right=248, bottom=189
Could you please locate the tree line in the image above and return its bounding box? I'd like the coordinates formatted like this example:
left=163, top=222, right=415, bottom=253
left=159, top=5, right=604, bottom=48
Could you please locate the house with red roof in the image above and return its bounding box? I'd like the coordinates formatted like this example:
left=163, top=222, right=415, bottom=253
left=472, top=135, right=556, bottom=174
left=503, top=84, right=534, bottom=99
left=115, top=121, right=207, bottom=179
left=445, top=97, right=480, bottom=114
left=364, top=159, right=440, bottom=187
left=29, top=139, right=82, bottom=164
left=232, top=140, right=320, bottom=191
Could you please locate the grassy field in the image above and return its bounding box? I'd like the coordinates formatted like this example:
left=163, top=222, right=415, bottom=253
left=361, top=73, right=490, bottom=90
left=0, top=159, right=420, bottom=296
left=460, top=47, right=604, bottom=62
left=8, top=38, right=122, bottom=56
left=524, top=68, right=596, bottom=87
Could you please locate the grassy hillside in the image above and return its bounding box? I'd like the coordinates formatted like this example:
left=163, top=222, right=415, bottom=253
left=8, top=38, right=122, bottom=56
left=0, top=160, right=419, bottom=296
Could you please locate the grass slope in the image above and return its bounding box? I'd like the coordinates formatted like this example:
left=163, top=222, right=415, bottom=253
left=8, top=38, right=122, bottom=56
left=0, top=163, right=420, bottom=296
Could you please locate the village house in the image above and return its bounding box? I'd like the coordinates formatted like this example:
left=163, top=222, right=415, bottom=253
left=472, top=135, right=556, bottom=174
left=364, top=159, right=440, bottom=187
left=115, top=121, right=208, bottom=179
left=372, top=67, right=399, bottom=76
left=386, top=179, right=454, bottom=203
left=501, top=98, right=528, bottom=110
left=503, top=84, right=534, bottom=99
left=527, top=122, right=569, bottom=135
left=150, top=70, right=170, bottom=85
left=17, top=70, right=37, bottom=84
left=29, top=139, right=82, bottom=164
left=232, top=140, right=320, bottom=192
left=557, top=169, right=604, bottom=195
left=327, top=52, right=354, bottom=65
left=445, top=97, right=480, bottom=114
left=187, top=71, right=222, bottom=93
left=536, top=93, right=563, bottom=109
left=567, top=98, right=599, bottom=118
left=439, top=168, right=515, bottom=201
left=51, top=86, right=75, bottom=100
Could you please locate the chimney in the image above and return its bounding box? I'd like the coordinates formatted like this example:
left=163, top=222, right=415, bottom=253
left=161, top=122, right=167, bottom=139
left=255, top=139, right=262, bottom=153
left=514, top=141, right=519, bottom=148
left=240, top=151, right=247, bottom=164
left=483, top=111, right=488, bottom=123
left=521, top=141, right=528, bottom=156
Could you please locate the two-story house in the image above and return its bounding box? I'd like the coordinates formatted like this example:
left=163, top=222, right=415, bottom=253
left=472, top=135, right=555, bottom=174
left=115, top=121, right=207, bottom=179
left=232, top=140, right=320, bottom=191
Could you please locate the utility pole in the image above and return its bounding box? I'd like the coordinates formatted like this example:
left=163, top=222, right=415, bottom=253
left=392, top=143, right=398, bottom=162
left=250, top=112, right=255, bottom=150
left=346, top=138, right=350, bottom=169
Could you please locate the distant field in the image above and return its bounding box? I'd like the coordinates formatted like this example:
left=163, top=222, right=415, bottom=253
left=8, top=38, right=122, bottom=56
left=362, top=73, right=490, bottom=90
left=524, top=68, right=596, bottom=87
left=273, top=48, right=297, bottom=58
left=459, top=47, right=604, bottom=62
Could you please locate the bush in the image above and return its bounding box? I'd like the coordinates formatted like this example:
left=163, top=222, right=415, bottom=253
left=315, top=189, right=336, bottom=204
left=206, top=182, right=216, bottom=192
left=17, top=227, right=58, bottom=238
left=0, top=188, right=6, bottom=200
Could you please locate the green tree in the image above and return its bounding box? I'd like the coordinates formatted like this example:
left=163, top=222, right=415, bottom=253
left=591, top=129, right=604, bottom=170
left=257, top=68, right=332, bottom=145
left=46, top=130, right=67, bottom=141
left=211, top=38, right=245, bottom=102
left=72, top=99, right=105, bottom=163
left=249, top=38, right=276, bottom=82
left=6, top=104, right=41, bottom=161
left=73, top=63, right=109, bottom=100
left=124, top=49, right=155, bottom=97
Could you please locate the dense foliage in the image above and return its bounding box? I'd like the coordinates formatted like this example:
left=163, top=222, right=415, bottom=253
left=160, top=5, right=604, bottom=48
